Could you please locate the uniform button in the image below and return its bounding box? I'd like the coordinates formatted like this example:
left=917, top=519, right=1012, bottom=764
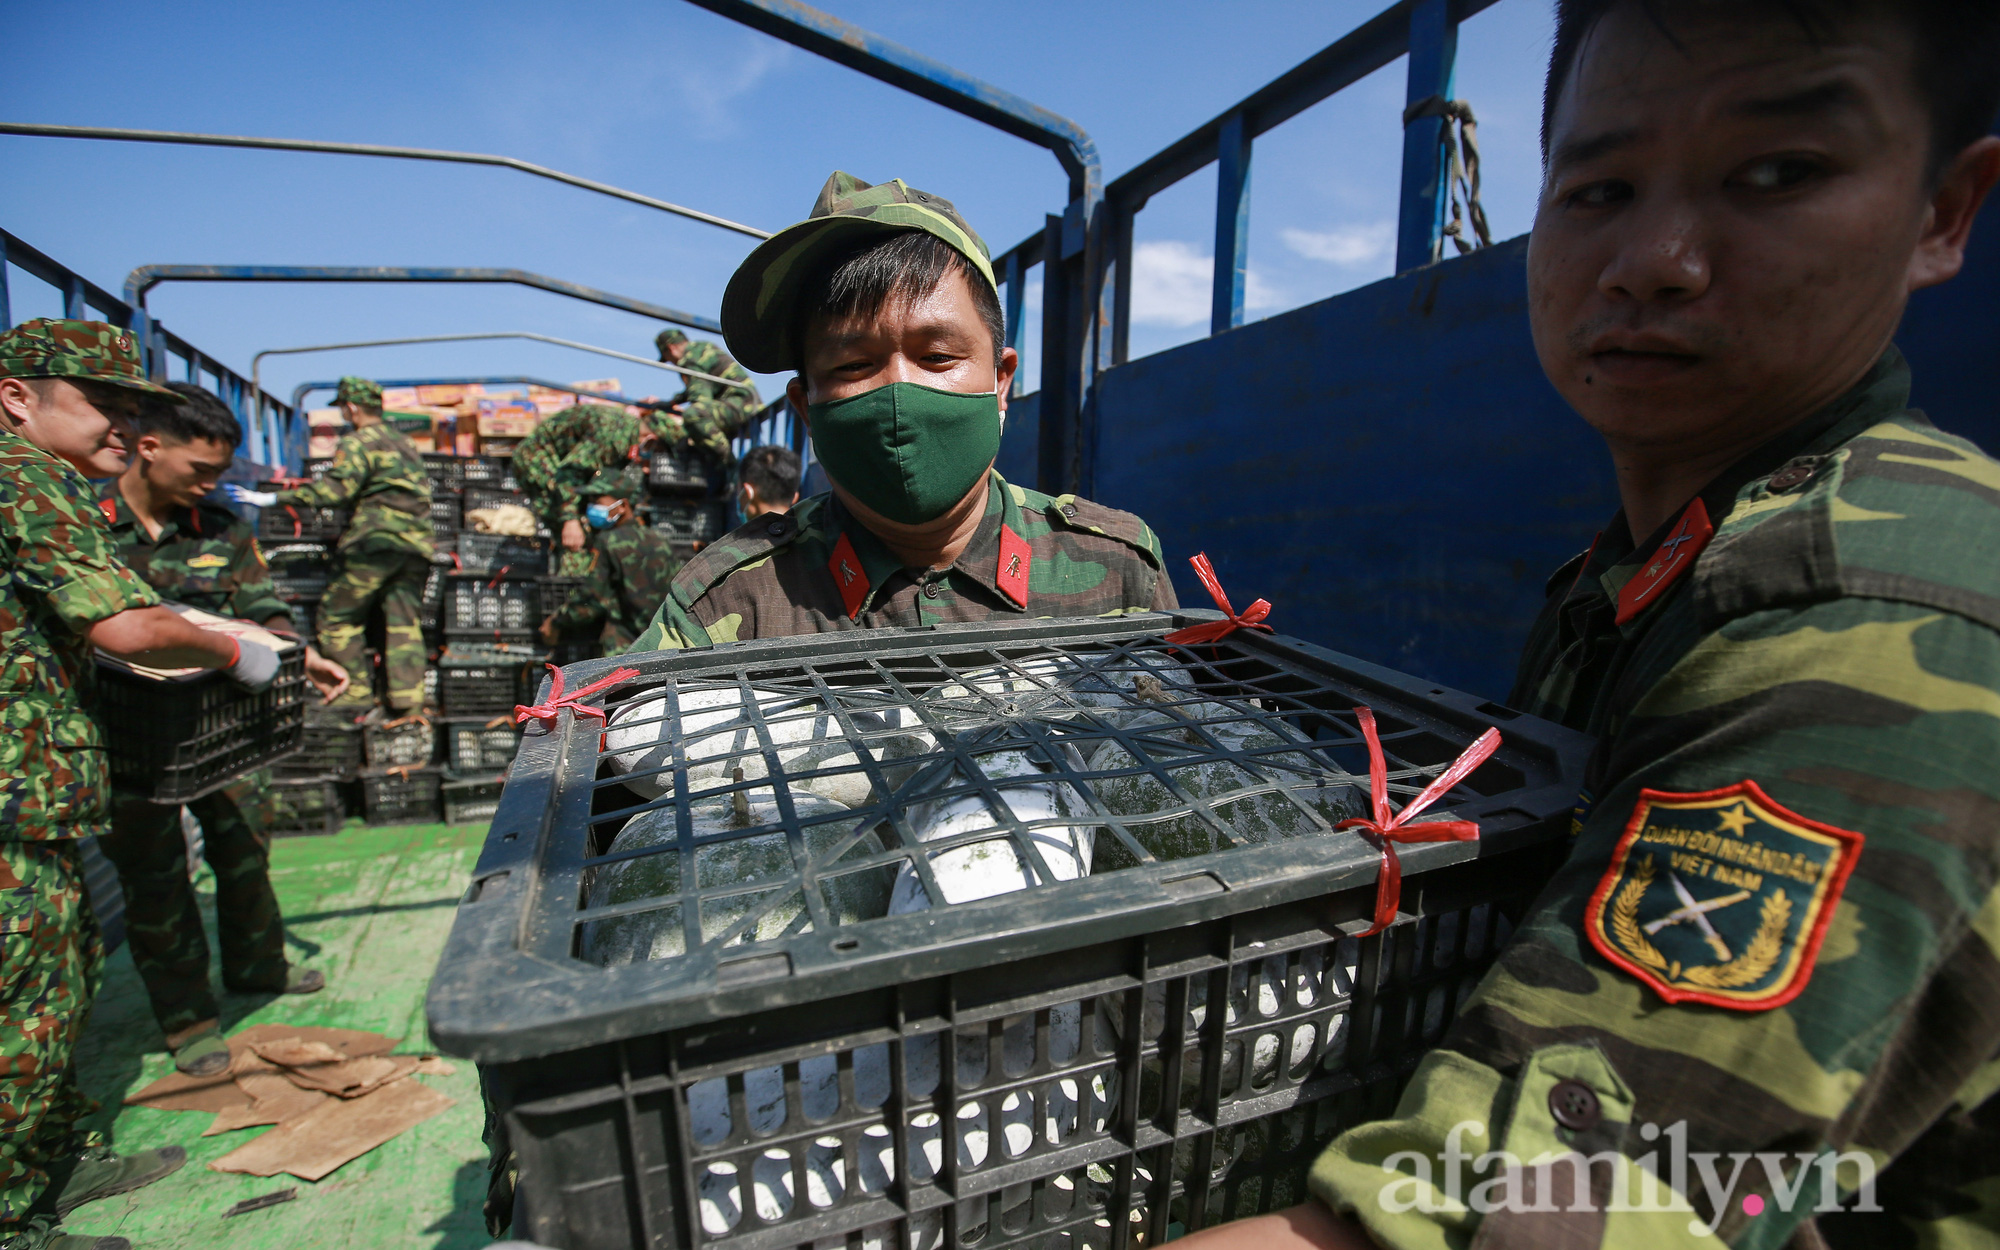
left=1061, top=504, right=1077, bottom=517
left=922, top=581, right=941, bottom=598
left=1548, top=1080, right=1601, bottom=1131
left=1768, top=459, right=1818, bottom=491
left=766, top=519, right=787, bottom=536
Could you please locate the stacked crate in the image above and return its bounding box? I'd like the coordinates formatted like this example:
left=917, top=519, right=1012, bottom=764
left=643, top=447, right=730, bottom=554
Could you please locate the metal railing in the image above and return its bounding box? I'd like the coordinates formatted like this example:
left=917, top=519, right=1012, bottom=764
left=0, top=228, right=293, bottom=467
left=706, top=0, right=1496, bottom=498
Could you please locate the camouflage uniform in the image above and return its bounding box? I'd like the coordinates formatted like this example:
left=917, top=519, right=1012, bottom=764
left=547, top=468, right=683, bottom=654
left=1308, top=351, right=2000, bottom=1247
left=0, top=319, right=172, bottom=1225
left=631, top=472, right=1177, bottom=651
left=274, top=407, right=433, bottom=711
left=657, top=330, right=758, bottom=463
left=96, top=489, right=293, bottom=1038
left=510, top=403, right=658, bottom=535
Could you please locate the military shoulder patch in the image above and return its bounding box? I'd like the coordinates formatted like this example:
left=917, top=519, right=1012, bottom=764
left=1585, top=781, right=1862, bottom=1011
left=186, top=553, right=229, bottom=570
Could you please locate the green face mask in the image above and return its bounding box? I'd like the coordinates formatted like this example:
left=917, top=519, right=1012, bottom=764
left=808, top=382, right=1001, bottom=525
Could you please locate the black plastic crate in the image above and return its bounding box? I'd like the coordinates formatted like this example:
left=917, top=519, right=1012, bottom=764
left=265, top=542, right=334, bottom=603
left=443, top=774, right=508, bottom=826
left=460, top=457, right=513, bottom=489
left=97, top=644, right=310, bottom=804
left=430, top=493, right=462, bottom=535
left=445, top=573, right=543, bottom=643
left=646, top=448, right=710, bottom=492
left=360, top=766, right=442, bottom=826
left=647, top=498, right=727, bottom=548
left=420, top=561, right=449, bottom=631
left=274, top=708, right=364, bottom=779
left=456, top=533, right=550, bottom=577
left=464, top=484, right=531, bottom=514
left=363, top=712, right=437, bottom=769
left=270, top=776, right=345, bottom=837
left=428, top=615, right=1589, bottom=1249
left=443, top=715, right=524, bottom=774
left=256, top=503, right=348, bottom=544
left=423, top=454, right=466, bottom=493
left=290, top=600, right=319, bottom=649
left=440, top=648, right=542, bottom=717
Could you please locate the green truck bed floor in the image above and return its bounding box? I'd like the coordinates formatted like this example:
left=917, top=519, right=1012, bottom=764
left=69, top=819, right=494, bottom=1249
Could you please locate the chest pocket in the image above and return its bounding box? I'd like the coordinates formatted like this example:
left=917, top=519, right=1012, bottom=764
left=0, top=887, right=35, bottom=936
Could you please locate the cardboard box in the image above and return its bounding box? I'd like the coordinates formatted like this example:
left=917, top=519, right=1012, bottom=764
left=477, top=407, right=539, bottom=438
left=479, top=437, right=522, bottom=457
left=455, top=432, right=479, bottom=457
left=566, top=378, right=620, bottom=395
left=408, top=433, right=436, bottom=454
left=381, top=388, right=420, bottom=409
left=309, top=434, right=340, bottom=459
left=416, top=384, right=466, bottom=406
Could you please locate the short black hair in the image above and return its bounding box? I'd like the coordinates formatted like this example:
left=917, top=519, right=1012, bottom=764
left=142, top=381, right=243, bottom=448
left=1544, top=0, right=2000, bottom=176
left=791, top=231, right=1007, bottom=372
left=739, top=444, right=802, bottom=504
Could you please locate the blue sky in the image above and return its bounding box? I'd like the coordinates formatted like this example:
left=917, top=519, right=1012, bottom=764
left=2, top=0, right=1555, bottom=409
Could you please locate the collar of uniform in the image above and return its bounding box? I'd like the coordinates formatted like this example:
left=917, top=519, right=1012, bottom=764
left=96, top=483, right=212, bottom=544
left=825, top=496, right=915, bottom=615
left=1590, top=348, right=1912, bottom=615
left=947, top=474, right=1027, bottom=610
left=825, top=474, right=1018, bottom=613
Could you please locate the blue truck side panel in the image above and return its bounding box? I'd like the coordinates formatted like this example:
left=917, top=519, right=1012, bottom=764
left=1084, top=206, right=2000, bottom=703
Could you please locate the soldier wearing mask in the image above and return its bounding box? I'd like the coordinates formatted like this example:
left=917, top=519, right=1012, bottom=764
left=537, top=466, right=682, bottom=656
left=630, top=171, right=1177, bottom=652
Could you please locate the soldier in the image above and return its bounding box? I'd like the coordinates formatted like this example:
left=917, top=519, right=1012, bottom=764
left=630, top=171, right=1176, bottom=653
left=0, top=319, right=282, bottom=1249
left=536, top=466, right=683, bottom=656
left=510, top=401, right=680, bottom=558
left=1181, top=2, right=2000, bottom=1248
left=737, top=444, right=800, bottom=519
left=99, top=382, right=343, bottom=1080
left=653, top=328, right=760, bottom=464
left=228, top=376, right=433, bottom=713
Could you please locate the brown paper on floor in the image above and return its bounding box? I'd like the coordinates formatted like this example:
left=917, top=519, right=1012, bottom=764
left=126, top=1025, right=399, bottom=1110
left=203, top=1073, right=332, bottom=1136
left=249, top=1038, right=345, bottom=1068
left=413, top=1056, right=457, bottom=1076
left=278, top=1054, right=419, bottom=1099
left=208, top=1080, right=455, bottom=1181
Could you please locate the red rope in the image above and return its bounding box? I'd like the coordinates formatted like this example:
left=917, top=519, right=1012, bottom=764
left=1164, top=553, right=1274, bottom=645
left=1335, top=706, right=1501, bottom=937
left=286, top=504, right=303, bottom=539
left=514, top=663, right=639, bottom=728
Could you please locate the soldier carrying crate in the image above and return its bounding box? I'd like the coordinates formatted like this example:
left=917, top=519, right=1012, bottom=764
left=229, top=376, right=433, bottom=714
left=99, top=381, right=343, bottom=1081
left=0, top=319, right=284, bottom=1248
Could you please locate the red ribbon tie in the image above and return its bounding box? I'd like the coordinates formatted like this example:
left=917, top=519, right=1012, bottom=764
left=1335, top=706, right=1502, bottom=937
left=1164, top=552, right=1274, bottom=644
left=514, top=663, right=641, bottom=728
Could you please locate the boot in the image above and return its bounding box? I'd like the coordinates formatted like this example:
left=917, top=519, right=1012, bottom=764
left=51, top=1146, right=186, bottom=1216
left=169, top=1024, right=230, bottom=1078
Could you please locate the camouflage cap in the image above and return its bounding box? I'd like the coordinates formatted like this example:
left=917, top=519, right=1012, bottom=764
left=0, top=317, right=175, bottom=396
left=585, top=465, right=647, bottom=507
left=654, top=327, right=690, bottom=357
left=721, top=171, right=996, bottom=373
left=333, top=376, right=383, bottom=409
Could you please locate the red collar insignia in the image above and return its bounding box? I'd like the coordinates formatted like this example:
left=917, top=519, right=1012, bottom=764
left=97, top=498, right=118, bottom=525
left=828, top=532, right=869, bottom=620
left=1615, top=498, right=1713, bottom=626
left=995, top=523, right=1031, bottom=608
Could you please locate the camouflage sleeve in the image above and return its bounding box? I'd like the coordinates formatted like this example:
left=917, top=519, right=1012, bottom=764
left=1308, top=596, right=2000, bottom=1247
left=628, top=564, right=721, bottom=653
left=277, top=433, right=367, bottom=509
left=8, top=456, right=159, bottom=629
left=548, top=551, right=610, bottom=634
left=228, top=534, right=292, bottom=628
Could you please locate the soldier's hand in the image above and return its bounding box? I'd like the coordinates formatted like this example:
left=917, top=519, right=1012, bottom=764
left=225, top=485, right=279, bottom=508
left=561, top=518, right=587, bottom=552
left=226, top=637, right=283, bottom=693
left=538, top=616, right=560, bottom=647
left=303, top=646, right=351, bottom=704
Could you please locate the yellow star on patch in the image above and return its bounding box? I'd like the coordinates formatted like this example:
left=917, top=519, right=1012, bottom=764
left=1715, top=804, right=1755, bottom=837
